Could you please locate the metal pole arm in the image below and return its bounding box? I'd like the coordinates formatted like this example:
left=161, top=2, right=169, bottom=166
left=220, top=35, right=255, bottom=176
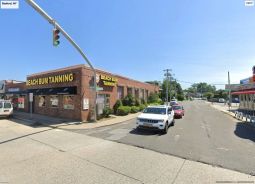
left=25, top=0, right=97, bottom=121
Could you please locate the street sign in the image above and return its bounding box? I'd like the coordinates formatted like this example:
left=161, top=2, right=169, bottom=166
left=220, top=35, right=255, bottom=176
left=96, top=87, right=103, bottom=91
left=1, top=1, right=19, bottom=9
left=245, top=0, right=254, bottom=6
left=29, top=93, right=33, bottom=102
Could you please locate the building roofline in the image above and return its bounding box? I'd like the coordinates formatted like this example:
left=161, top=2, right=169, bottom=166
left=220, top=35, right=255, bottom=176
left=27, top=64, right=159, bottom=88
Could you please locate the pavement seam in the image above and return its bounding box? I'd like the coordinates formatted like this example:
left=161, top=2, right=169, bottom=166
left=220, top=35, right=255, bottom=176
left=28, top=137, right=66, bottom=152
left=171, top=159, right=186, bottom=184
left=69, top=153, right=145, bottom=184
left=0, top=128, right=53, bottom=145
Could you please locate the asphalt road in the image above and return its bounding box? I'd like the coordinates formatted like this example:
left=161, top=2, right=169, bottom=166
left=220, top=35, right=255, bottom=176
left=68, top=100, right=255, bottom=175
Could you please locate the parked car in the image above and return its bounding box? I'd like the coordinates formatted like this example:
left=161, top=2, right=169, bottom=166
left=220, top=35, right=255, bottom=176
left=0, top=100, right=13, bottom=118
left=170, top=101, right=178, bottom=106
left=232, top=98, right=239, bottom=103
left=218, top=98, right=225, bottom=103
left=136, top=105, right=175, bottom=134
left=172, top=105, right=184, bottom=118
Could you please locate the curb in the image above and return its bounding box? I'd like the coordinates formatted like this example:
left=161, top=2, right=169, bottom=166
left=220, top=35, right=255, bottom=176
left=211, top=105, right=255, bottom=128
left=78, top=113, right=140, bottom=130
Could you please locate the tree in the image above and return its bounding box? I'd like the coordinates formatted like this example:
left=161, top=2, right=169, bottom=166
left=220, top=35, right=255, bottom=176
left=214, top=89, right=228, bottom=99
left=186, top=82, right=216, bottom=97
left=148, top=92, right=162, bottom=104
left=161, top=79, right=184, bottom=102
left=203, top=92, right=214, bottom=100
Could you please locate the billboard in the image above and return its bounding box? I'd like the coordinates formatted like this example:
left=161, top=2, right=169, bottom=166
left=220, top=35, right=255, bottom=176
left=0, top=80, right=5, bottom=93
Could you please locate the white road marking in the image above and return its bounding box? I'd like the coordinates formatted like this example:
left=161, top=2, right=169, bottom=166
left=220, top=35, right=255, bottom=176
left=216, top=147, right=229, bottom=151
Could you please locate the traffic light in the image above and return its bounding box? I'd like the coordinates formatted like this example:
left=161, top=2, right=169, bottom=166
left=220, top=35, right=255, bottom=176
left=53, top=28, right=60, bottom=46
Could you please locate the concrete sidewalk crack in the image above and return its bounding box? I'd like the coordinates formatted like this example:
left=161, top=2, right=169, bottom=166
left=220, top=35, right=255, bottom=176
left=28, top=137, right=65, bottom=152
left=171, top=159, right=186, bottom=184
left=0, top=128, right=53, bottom=145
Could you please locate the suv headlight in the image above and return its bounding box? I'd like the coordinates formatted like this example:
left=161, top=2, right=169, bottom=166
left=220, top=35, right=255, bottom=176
left=158, top=119, right=165, bottom=123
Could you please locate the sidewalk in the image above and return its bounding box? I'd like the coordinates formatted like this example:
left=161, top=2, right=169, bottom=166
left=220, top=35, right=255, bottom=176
left=209, top=102, right=238, bottom=117
left=13, top=111, right=140, bottom=129
left=209, top=102, right=255, bottom=126
left=0, top=119, right=254, bottom=184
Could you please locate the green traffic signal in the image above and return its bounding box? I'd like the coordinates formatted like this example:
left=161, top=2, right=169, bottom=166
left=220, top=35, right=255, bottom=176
left=53, top=29, right=60, bottom=46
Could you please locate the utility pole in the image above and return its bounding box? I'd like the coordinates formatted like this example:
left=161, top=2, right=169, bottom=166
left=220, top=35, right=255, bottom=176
left=25, top=0, right=97, bottom=121
left=164, top=69, right=171, bottom=105
left=228, top=71, right=232, bottom=111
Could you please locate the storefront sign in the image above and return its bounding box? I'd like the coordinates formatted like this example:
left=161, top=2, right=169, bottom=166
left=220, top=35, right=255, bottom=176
left=83, top=98, right=89, bottom=110
left=8, top=88, right=20, bottom=92
left=100, top=75, right=118, bottom=86
left=29, top=93, right=33, bottom=102
left=63, top=95, right=74, bottom=110
left=26, top=73, right=74, bottom=86
left=18, top=97, right=25, bottom=109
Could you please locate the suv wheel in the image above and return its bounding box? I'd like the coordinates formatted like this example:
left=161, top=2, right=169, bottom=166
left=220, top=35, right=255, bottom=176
left=162, top=122, right=168, bottom=134
left=171, top=119, right=175, bottom=126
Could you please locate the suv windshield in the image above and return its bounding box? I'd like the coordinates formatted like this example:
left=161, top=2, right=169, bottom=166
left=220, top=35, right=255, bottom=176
left=173, top=106, right=182, bottom=110
left=4, top=102, right=12, bottom=109
left=143, top=107, right=166, bottom=115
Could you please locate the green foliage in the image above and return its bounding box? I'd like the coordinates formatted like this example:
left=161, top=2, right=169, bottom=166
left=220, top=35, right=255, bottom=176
left=122, top=94, right=135, bottom=106
left=203, top=92, right=214, bottom=99
left=177, top=94, right=185, bottom=101
left=139, top=104, right=146, bottom=111
left=148, top=93, right=160, bottom=103
left=113, top=100, right=122, bottom=114
left=213, top=89, right=228, bottom=99
left=130, top=106, right=140, bottom=113
left=117, top=106, right=131, bottom=116
left=135, top=98, right=140, bottom=106
left=141, top=98, right=146, bottom=105
left=161, top=79, right=184, bottom=102
left=102, top=107, right=113, bottom=118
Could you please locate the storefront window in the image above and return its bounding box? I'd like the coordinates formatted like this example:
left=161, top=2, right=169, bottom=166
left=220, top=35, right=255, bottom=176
left=117, top=86, right=124, bottom=99
left=18, top=96, right=25, bottom=109
left=63, top=95, right=74, bottom=110
left=50, top=95, right=58, bottom=108
left=39, top=96, right=46, bottom=107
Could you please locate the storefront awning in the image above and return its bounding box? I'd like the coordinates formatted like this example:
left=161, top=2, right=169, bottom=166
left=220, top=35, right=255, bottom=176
left=231, top=90, right=255, bottom=95
left=28, top=87, right=77, bottom=95
left=5, top=90, right=28, bottom=95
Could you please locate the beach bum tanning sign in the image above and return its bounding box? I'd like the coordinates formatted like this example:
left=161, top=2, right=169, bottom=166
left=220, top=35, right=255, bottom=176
left=26, top=73, right=74, bottom=86
left=100, top=75, right=118, bottom=86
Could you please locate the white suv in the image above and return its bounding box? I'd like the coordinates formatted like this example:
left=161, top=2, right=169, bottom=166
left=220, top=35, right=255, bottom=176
left=136, top=105, right=175, bottom=134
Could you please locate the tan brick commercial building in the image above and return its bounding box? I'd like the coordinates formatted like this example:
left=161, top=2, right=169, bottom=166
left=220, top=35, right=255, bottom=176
left=24, top=65, right=159, bottom=121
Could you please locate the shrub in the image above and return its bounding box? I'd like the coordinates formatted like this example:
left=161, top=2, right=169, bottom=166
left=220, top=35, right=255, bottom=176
left=117, top=106, right=131, bottom=116
left=130, top=106, right=140, bottom=113
left=148, top=93, right=160, bottom=104
left=113, top=100, right=122, bottom=114
left=122, top=94, right=135, bottom=106
left=148, top=102, right=160, bottom=106
left=139, top=104, right=146, bottom=111
left=135, top=98, right=140, bottom=106
left=141, top=98, right=145, bottom=105
left=177, top=94, right=185, bottom=101
left=102, top=107, right=113, bottom=118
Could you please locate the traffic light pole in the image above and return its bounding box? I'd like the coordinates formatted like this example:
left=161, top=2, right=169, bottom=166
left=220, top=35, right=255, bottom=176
left=25, top=0, right=97, bottom=121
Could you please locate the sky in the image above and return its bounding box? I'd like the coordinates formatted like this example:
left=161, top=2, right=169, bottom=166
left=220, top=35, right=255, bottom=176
left=1, top=0, right=255, bottom=89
